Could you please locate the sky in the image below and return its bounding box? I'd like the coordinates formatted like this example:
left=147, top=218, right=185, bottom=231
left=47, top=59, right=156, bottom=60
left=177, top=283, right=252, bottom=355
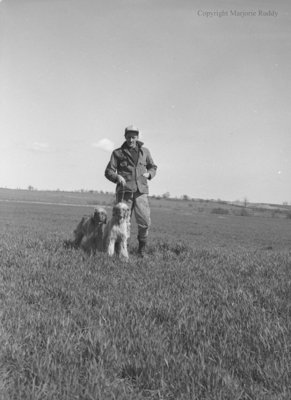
left=0, top=0, right=290, bottom=204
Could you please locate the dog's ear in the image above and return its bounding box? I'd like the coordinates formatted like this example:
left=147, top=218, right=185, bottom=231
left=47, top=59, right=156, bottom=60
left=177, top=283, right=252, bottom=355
left=93, top=208, right=99, bottom=221
left=122, top=205, right=129, bottom=219
left=103, top=212, right=107, bottom=224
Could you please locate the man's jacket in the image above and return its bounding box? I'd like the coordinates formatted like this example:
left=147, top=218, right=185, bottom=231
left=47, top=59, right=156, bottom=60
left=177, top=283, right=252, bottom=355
left=105, top=141, right=157, bottom=194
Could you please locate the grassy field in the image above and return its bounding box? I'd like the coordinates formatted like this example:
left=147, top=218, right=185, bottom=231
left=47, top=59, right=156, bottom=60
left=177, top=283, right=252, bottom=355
left=0, top=189, right=291, bottom=399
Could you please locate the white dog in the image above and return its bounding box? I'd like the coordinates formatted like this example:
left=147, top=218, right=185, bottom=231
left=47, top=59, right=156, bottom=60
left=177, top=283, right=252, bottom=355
left=64, top=207, right=107, bottom=254
left=103, top=202, right=130, bottom=260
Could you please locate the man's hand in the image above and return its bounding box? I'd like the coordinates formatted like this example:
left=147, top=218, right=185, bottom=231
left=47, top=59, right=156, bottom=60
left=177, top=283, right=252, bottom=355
left=143, top=172, right=150, bottom=179
left=116, top=175, right=126, bottom=186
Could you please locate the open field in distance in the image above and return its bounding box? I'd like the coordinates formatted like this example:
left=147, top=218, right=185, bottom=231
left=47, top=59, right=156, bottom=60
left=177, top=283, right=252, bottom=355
left=0, top=189, right=291, bottom=399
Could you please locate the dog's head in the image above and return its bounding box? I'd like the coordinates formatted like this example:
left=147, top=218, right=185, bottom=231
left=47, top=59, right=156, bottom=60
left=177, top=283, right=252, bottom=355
left=93, top=207, right=107, bottom=224
left=112, top=202, right=129, bottom=221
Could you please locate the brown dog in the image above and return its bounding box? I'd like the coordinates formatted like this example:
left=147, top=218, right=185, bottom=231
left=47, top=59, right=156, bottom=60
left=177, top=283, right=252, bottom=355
left=64, top=207, right=107, bottom=254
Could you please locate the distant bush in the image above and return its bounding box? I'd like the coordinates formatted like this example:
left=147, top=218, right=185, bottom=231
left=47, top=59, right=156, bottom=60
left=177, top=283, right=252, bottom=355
left=182, top=194, right=191, bottom=201
left=211, top=208, right=229, bottom=215
left=236, top=208, right=250, bottom=217
left=286, top=212, right=291, bottom=219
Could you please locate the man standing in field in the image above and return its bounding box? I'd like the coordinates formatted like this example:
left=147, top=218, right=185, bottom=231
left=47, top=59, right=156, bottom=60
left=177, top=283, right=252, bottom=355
left=105, top=125, right=157, bottom=257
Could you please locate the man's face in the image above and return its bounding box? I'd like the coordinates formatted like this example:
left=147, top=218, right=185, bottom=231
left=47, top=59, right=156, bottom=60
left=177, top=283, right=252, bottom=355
left=125, top=132, right=138, bottom=148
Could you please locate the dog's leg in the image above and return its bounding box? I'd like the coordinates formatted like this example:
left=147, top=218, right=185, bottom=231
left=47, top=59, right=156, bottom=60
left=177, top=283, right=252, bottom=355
left=82, top=234, right=98, bottom=255
left=119, top=240, right=129, bottom=260
left=97, top=225, right=104, bottom=252
left=107, top=238, right=115, bottom=257
left=115, top=241, right=121, bottom=255
left=125, top=218, right=131, bottom=239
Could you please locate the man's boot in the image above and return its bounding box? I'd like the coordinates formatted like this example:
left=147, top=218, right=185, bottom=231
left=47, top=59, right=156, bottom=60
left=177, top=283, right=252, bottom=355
left=138, top=238, right=147, bottom=258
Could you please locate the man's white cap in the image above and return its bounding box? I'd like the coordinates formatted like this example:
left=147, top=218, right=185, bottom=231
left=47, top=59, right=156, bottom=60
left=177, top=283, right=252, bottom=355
left=124, top=125, right=139, bottom=135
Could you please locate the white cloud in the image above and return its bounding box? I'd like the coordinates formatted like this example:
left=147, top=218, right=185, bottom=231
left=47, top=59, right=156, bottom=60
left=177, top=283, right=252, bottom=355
left=27, top=142, right=50, bottom=152
left=92, top=138, right=115, bottom=152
